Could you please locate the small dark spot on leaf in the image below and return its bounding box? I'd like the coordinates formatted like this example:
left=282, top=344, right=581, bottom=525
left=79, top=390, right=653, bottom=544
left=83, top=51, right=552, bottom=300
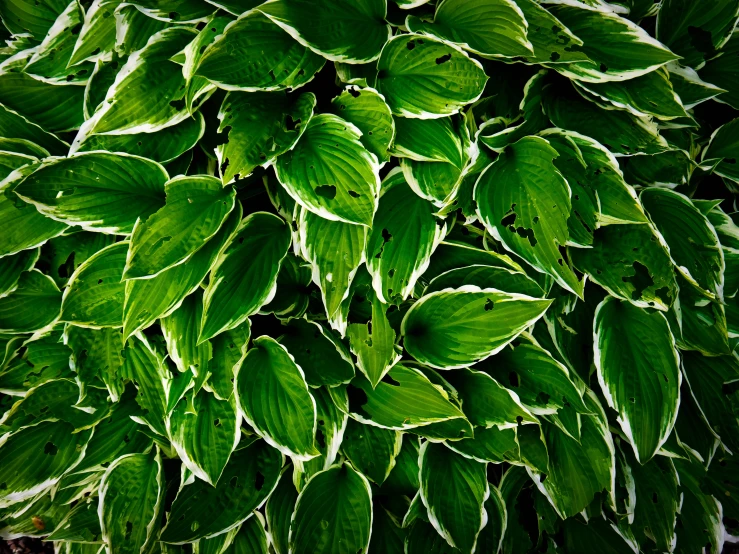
left=436, top=53, right=452, bottom=64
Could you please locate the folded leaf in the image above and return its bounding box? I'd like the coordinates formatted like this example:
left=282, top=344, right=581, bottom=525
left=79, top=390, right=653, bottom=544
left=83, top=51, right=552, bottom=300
left=0, top=270, right=61, bottom=333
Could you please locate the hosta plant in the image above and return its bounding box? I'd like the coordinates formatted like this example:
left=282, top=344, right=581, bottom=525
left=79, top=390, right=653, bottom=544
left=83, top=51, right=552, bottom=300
left=2, top=0, right=739, bottom=553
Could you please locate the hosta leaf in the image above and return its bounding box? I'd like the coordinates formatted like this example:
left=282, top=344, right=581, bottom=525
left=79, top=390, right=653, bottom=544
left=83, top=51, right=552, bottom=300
left=476, top=487, right=507, bottom=554
left=128, top=0, right=214, bottom=22
left=674, top=459, right=725, bottom=554
left=262, top=252, right=311, bottom=319
left=641, top=187, right=724, bottom=299
left=529, top=413, right=615, bottom=519
left=61, top=242, right=127, bottom=328
left=375, top=34, right=488, bottom=118
left=698, top=30, right=739, bottom=109
left=419, top=441, right=488, bottom=554
left=425, top=265, right=544, bottom=298
left=478, top=336, right=588, bottom=415
left=674, top=272, right=731, bottom=356
left=123, top=204, right=241, bottom=340
left=594, top=297, right=680, bottom=463
left=0, top=247, right=38, bottom=298
left=548, top=1, right=679, bottom=82
left=369, top=504, right=405, bottom=554
left=703, top=117, right=739, bottom=183
left=681, top=351, right=739, bottom=454
left=656, top=0, right=739, bottom=68
left=563, top=515, right=639, bottom=554
left=0, top=421, right=91, bottom=508
left=406, top=0, right=532, bottom=59
left=217, top=91, right=316, bottom=184
left=625, top=448, right=679, bottom=552
left=332, top=364, right=466, bottom=430
left=77, top=27, right=197, bottom=136
left=207, top=320, right=250, bottom=401
left=401, top=286, right=552, bottom=369
left=0, top=334, right=74, bottom=393
left=298, top=208, right=366, bottom=327
left=231, top=513, right=269, bottom=554
left=444, top=367, right=538, bottom=428
left=235, top=336, right=318, bottom=460
left=474, top=136, right=584, bottom=296
left=99, top=449, right=164, bottom=554
left=401, top=158, right=464, bottom=208
left=571, top=223, right=677, bottom=311
left=381, top=435, right=420, bottom=496
left=195, top=11, right=325, bottom=92
left=200, top=212, right=290, bottom=342
left=77, top=114, right=205, bottom=165
left=512, top=0, right=589, bottom=65
left=423, top=241, right=525, bottom=283
left=113, top=5, right=168, bottom=57
left=392, top=115, right=466, bottom=166
left=124, top=176, right=235, bottom=280
left=330, top=86, right=394, bottom=163
left=274, top=113, right=380, bottom=227
left=341, top=418, right=402, bottom=484
left=68, top=0, right=118, bottom=66
left=0, top=56, right=85, bottom=133
left=43, top=499, right=102, bottom=543
left=543, top=80, right=670, bottom=155
left=160, top=439, right=282, bottom=544
left=258, top=0, right=391, bottom=63
left=289, top=463, right=373, bottom=554
left=575, top=68, right=689, bottom=120
left=294, top=387, right=348, bottom=489
left=366, top=169, right=445, bottom=303
left=0, top=0, right=69, bottom=37
left=277, top=318, right=355, bottom=387
left=0, top=270, right=61, bottom=333
left=265, top=471, right=298, bottom=554
left=667, top=62, right=726, bottom=109
left=168, top=389, right=239, bottom=486
left=347, top=290, right=401, bottom=387
left=447, top=426, right=520, bottom=464
left=0, top=104, right=68, bottom=156
left=15, top=152, right=168, bottom=234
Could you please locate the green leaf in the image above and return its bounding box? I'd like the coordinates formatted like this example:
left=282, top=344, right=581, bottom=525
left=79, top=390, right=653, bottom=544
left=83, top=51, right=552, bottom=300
left=405, top=0, right=533, bottom=59
left=681, top=350, right=739, bottom=453
left=624, top=447, right=679, bottom=552
left=168, top=389, right=239, bottom=486
left=341, top=418, right=402, bottom=484
left=121, top=333, right=169, bottom=437
left=574, top=68, right=689, bottom=120
left=447, top=426, right=520, bottom=464
left=375, top=34, right=488, bottom=118
left=0, top=104, right=68, bottom=156
left=392, top=114, right=467, bottom=166
left=674, top=272, right=731, bottom=356
left=277, top=318, right=355, bottom=387
left=99, top=449, right=164, bottom=554
left=275, top=113, right=380, bottom=227
left=124, top=176, right=235, bottom=280
left=548, top=1, right=679, bottom=82
left=0, top=270, right=61, bottom=333
left=674, top=458, right=725, bottom=554
left=425, top=265, right=544, bottom=298
left=258, top=0, right=391, bottom=63
left=333, top=364, right=466, bottom=430
left=68, top=0, right=118, bottom=66
left=76, top=113, right=206, bottom=165
left=475, top=136, right=584, bottom=296
left=619, top=149, right=694, bottom=188
left=200, top=212, right=290, bottom=342
left=160, top=439, right=282, bottom=543
left=0, top=333, right=75, bottom=393
left=419, top=441, right=488, bottom=554
left=289, top=463, right=373, bottom=554
left=265, top=470, right=298, bottom=554
left=347, top=290, right=401, bottom=387
left=0, top=247, right=39, bottom=298
left=15, top=152, right=168, bottom=235
left=122, top=204, right=241, bottom=340
left=478, top=335, right=589, bottom=415
left=641, top=187, right=724, bottom=299
left=207, top=320, right=250, bottom=401
left=330, top=86, right=395, bottom=163
left=161, top=290, right=212, bottom=381
left=594, top=297, right=680, bottom=463
left=401, top=286, right=553, bottom=369
left=366, top=169, right=445, bottom=303
left=61, top=241, right=127, bottom=328
left=369, top=504, right=405, bottom=554
left=562, top=516, right=639, bottom=554
left=444, top=367, right=538, bottom=428
left=0, top=0, right=69, bottom=37
left=476, top=486, right=507, bottom=554
left=298, top=208, right=366, bottom=329
left=217, top=91, right=316, bottom=184
left=230, top=513, right=269, bottom=554
left=656, top=0, right=739, bottom=68
left=699, top=30, right=739, bottom=109
left=195, top=11, right=325, bottom=92
left=77, top=27, right=197, bottom=136
left=702, top=117, right=739, bottom=184
left=542, top=80, right=670, bottom=155
left=571, top=223, right=677, bottom=311
left=667, top=61, right=726, bottom=108
left=0, top=421, right=91, bottom=508
left=235, top=336, right=318, bottom=460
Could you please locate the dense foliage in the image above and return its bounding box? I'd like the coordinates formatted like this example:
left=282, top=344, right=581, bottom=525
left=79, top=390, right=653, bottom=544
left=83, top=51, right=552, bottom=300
left=1, top=0, right=739, bottom=553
